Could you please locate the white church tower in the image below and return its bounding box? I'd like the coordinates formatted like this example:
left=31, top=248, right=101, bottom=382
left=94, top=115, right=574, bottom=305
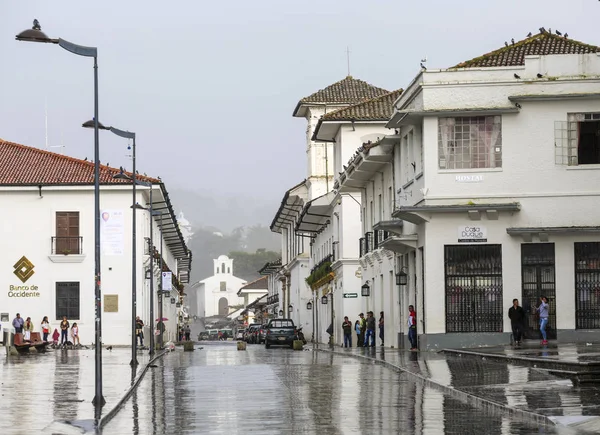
left=191, top=255, right=247, bottom=319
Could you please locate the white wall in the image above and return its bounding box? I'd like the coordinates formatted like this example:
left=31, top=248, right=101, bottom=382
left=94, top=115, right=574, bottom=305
left=0, top=185, right=183, bottom=345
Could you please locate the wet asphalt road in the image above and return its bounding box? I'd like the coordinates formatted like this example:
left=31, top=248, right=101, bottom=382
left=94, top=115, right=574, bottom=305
left=102, top=343, right=565, bottom=435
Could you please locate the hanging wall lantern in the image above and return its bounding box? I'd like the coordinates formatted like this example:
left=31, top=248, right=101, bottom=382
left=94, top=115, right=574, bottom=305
left=361, top=282, right=371, bottom=297
left=306, top=301, right=313, bottom=310
left=396, top=270, right=408, bottom=286
left=321, top=295, right=328, bottom=304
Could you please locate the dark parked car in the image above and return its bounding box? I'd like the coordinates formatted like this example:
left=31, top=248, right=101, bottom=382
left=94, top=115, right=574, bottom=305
left=245, top=324, right=261, bottom=343
left=265, top=319, right=296, bottom=349
left=257, top=325, right=268, bottom=344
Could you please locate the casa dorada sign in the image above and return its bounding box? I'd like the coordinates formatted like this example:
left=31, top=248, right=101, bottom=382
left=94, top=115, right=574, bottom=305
left=457, top=225, right=487, bottom=243
left=8, top=255, right=40, bottom=297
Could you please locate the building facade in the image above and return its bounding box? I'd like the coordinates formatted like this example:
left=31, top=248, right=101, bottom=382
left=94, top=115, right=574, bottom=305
left=0, top=139, right=191, bottom=345
left=192, top=255, right=247, bottom=318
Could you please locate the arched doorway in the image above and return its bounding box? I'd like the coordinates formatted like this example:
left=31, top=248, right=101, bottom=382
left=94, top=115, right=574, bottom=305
left=218, top=297, right=229, bottom=316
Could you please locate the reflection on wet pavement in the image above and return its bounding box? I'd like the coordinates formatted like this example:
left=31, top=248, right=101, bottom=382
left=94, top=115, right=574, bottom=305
left=103, top=344, right=574, bottom=434
left=0, top=347, right=149, bottom=434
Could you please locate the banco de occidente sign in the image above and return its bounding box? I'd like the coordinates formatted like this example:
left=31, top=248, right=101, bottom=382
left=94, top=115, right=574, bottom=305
left=9, top=256, right=40, bottom=297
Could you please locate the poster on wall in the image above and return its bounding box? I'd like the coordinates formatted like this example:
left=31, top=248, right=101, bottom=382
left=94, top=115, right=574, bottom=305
left=458, top=225, right=487, bottom=243
left=101, top=209, right=124, bottom=255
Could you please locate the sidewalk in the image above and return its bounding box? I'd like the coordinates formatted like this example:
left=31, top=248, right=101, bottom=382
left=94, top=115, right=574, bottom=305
left=0, top=346, right=152, bottom=434
left=313, top=344, right=600, bottom=433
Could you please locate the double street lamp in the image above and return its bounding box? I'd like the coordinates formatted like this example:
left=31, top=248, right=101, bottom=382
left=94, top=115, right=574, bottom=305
left=16, top=20, right=105, bottom=408
left=83, top=121, right=139, bottom=367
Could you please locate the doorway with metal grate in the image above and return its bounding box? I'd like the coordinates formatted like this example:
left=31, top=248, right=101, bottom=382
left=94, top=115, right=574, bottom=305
left=521, top=243, right=557, bottom=340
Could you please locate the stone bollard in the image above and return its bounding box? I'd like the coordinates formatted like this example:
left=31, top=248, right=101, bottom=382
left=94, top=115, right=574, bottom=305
left=183, top=342, right=194, bottom=352
left=293, top=340, right=304, bottom=351
left=237, top=341, right=246, bottom=351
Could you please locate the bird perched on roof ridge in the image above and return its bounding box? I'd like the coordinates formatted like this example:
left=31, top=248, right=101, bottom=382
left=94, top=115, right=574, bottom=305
left=539, top=27, right=546, bottom=33
left=564, top=33, right=568, bottom=39
left=514, top=73, right=521, bottom=79
left=537, top=73, right=544, bottom=78
left=527, top=32, right=533, bottom=38
left=555, top=30, right=562, bottom=36
left=420, top=62, right=426, bottom=70
left=511, top=38, right=515, bottom=45
left=32, top=19, right=41, bottom=30
left=505, top=41, right=509, bottom=47
left=548, top=28, right=552, bottom=34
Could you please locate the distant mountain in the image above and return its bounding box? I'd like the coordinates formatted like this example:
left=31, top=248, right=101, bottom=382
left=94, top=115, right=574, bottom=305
left=168, top=187, right=279, bottom=233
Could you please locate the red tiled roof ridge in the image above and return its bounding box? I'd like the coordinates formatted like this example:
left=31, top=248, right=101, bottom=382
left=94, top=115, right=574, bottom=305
left=0, top=137, right=160, bottom=185
left=298, top=75, right=389, bottom=104
left=239, top=276, right=268, bottom=290
left=452, top=31, right=600, bottom=69
left=321, top=88, right=404, bottom=121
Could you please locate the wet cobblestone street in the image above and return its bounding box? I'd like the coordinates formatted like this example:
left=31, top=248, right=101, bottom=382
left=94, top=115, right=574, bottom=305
left=102, top=343, right=574, bottom=434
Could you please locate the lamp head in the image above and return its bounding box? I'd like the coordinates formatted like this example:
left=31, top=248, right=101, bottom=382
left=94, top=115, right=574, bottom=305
left=82, top=119, right=109, bottom=130
left=15, top=20, right=57, bottom=43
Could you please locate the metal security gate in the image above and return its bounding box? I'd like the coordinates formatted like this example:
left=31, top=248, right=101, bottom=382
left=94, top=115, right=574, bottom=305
left=445, top=245, right=503, bottom=333
left=575, top=242, right=600, bottom=329
left=521, top=244, right=556, bottom=339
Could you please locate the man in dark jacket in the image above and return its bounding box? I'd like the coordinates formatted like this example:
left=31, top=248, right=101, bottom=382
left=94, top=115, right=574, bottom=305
left=342, top=316, right=352, bottom=348
left=508, top=298, right=526, bottom=346
left=364, top=311, right=376, bottom=347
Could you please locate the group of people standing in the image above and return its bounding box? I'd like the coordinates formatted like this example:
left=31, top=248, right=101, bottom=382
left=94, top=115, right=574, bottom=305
left=508, top=296, right=550, bottom=346
left=11, top=313, right=79, bottom=346
left=341, top=311, right=384, bottom=348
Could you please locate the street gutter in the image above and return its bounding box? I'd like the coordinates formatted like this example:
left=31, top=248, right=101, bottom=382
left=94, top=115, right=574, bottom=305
left=313, top=347, right=555, bottom=429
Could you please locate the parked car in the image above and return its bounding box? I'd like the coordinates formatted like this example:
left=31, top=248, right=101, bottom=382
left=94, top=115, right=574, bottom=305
left=265, top=319, right=296, bottom=349
left=236, top=328, right=246, bottom=340
left=220, top=329, right=233, bottom=340
left=197, top=331, right=209, bottom=341
left=256, top=325, right=268, bottom=344
left=245, top=324, right=261, bottom=343
left=207, top=329, right=219, bottom=340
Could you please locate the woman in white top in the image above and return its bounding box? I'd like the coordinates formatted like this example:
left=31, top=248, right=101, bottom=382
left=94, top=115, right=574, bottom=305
left=41, top=316, right=50, bottom=342
left=71, top=323, right=80, bottom=346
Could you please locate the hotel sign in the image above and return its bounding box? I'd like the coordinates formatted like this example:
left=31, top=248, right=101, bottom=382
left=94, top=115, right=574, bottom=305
left=458, top=226, right=487, bottom=243
left=9, top=256, right=40, bottom=297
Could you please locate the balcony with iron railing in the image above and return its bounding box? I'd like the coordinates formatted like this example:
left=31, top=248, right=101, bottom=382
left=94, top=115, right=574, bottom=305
left=310, top=254, right=333, bottom=276
left=51, top=236, right=83, bottom=255
left=373, top=230, right=390, bottom=249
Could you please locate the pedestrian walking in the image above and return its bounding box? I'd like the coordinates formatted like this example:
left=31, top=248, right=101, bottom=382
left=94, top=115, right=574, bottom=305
left=184, top=324, right=191, bottom=341
left=71, top=323, right=80, bottom=346
left=408, top=305, right=417, bottom=350
left=354, top=320, right=362, bottom=347
left=342, top=316, right=352, bottom=348
left=60, top=316, right=70, bottom=345
left=378, top=311, right=384, bottom=346
left=508, top=298, right=525, bottom=346
left=364, top=311, right=376, bottom=347
left=136, top=316, right=145, bottom=347
left=23, top=317, right=34, bottom=341
left=535, top=296, right=550, bottom=345
left=41, top=316, right=50, bottom=342
left=12, top=313, right=24, bottom=334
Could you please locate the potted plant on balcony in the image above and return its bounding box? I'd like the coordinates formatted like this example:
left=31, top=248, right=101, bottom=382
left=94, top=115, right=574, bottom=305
left=61, top=249, right=71, bottom=256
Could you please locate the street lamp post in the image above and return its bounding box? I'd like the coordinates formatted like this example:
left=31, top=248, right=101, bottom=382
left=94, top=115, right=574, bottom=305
left=84, top=121, right=138, bottom=366
left=17, top=20, right=105, bottom=408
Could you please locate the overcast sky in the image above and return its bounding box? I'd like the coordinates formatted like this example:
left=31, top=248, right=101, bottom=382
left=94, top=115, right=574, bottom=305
left=0, top=1, right=596, bottom=201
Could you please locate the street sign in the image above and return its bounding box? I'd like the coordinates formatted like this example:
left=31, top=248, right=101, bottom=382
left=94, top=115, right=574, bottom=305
left=343, top=293, right=358, bottom=298
left=162, top=272, right=172, bottom=290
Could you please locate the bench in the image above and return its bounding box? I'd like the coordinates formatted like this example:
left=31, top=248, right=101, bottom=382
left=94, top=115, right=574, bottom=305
left=13, top=332, right=49, bottom=353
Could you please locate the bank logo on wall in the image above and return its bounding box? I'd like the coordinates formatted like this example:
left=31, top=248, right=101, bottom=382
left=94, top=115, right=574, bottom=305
left=13, top=256, right=35, bottom=283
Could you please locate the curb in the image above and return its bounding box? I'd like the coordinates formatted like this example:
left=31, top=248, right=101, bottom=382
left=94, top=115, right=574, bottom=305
left=443, top=348, right=600, bottom=369
left=98, top=350, right=169, bottom=430
left=313, top=347, right=555, bottom=428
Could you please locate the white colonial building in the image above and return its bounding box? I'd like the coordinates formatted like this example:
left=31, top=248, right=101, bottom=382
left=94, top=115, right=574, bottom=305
left=270, top=77, right=390, bottom=343
left=192, top=255, right=246, bottom=318
left=334, top=30, right=600, bottom=349
left=0, top=138, right=192, bottom=345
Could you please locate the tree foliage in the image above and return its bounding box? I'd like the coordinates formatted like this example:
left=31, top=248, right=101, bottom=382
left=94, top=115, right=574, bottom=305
left=228, top=249, right=280, bottom=282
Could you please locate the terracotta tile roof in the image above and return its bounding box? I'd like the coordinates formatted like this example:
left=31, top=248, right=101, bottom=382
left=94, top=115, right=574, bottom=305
left=453, top=31, right=600, bottom=69
left=239, top=276, right=268, bottom=291
left=321, top=89, right=403, bottom=121
left=0, top=138, right=159, bottom=185
left=293, top=76, right=389, bottom=116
